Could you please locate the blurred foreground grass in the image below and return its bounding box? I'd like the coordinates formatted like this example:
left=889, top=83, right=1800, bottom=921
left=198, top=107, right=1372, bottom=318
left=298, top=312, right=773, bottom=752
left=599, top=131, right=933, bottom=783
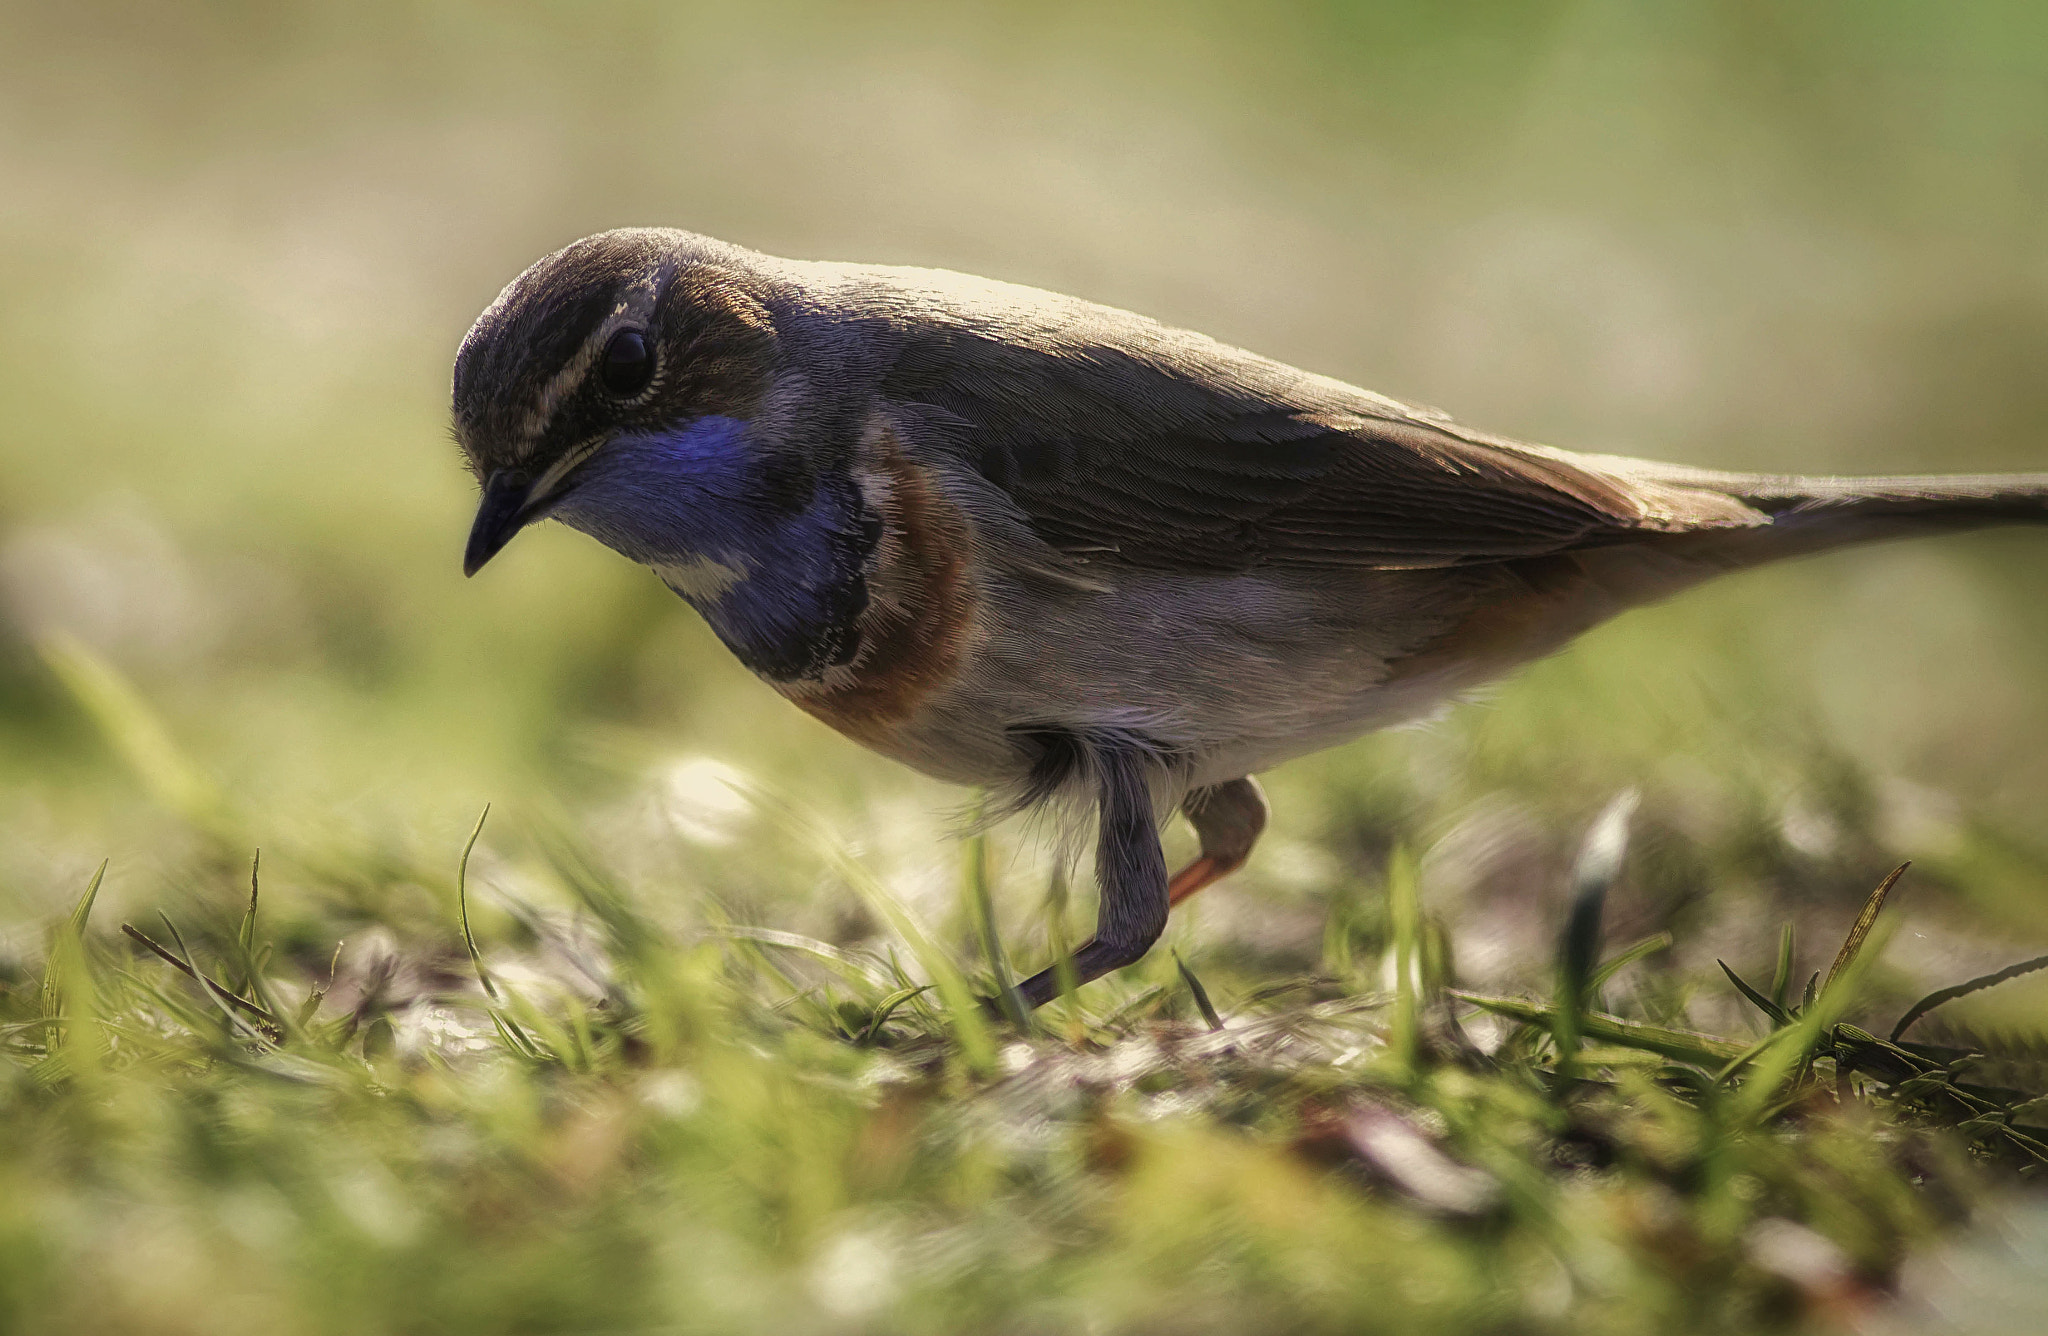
left=5, top=642, right=2048, bottom=1334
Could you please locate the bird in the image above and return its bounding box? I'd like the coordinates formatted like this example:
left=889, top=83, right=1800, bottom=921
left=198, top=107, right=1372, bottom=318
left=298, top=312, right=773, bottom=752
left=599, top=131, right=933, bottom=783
left=450, top=227, right=2048, bottom=1010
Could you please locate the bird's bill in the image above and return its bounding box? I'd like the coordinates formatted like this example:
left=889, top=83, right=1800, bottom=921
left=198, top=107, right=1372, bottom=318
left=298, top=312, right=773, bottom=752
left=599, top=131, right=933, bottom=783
left=463, top=469, right=537, bottom=576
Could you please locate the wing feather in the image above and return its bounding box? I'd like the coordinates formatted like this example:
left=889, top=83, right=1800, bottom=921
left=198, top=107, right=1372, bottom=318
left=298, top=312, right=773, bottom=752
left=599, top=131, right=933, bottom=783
left=875, top=301, right=1762, bottom=573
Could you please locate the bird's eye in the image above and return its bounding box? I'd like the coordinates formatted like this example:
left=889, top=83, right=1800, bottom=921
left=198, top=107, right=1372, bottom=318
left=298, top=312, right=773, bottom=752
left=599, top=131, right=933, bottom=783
left=599, top=328, right=653, bottom=397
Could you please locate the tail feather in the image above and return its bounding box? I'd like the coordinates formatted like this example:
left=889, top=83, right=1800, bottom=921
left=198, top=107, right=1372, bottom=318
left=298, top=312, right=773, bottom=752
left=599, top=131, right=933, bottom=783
left=1535, top=465, right=2048, bottom=625
left=1393, top=465, right=2048, bottom=691
left=1590, top=458, right=2048, bottom=567
left=1727, top=470, right=2048, bottom=518
left=1745, top=472, right=2048, bottom=558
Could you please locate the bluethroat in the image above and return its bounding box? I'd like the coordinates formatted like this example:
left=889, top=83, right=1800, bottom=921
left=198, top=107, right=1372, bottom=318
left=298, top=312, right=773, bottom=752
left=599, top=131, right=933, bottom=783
left=452, top=229, right=2048, bottom=1008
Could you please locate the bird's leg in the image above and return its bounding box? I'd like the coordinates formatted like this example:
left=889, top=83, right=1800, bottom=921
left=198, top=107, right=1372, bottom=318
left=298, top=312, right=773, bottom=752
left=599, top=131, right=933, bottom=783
left=1012, top=743, right=1169, bottom=1010
left=1167, top=777, right=1268, bottom=906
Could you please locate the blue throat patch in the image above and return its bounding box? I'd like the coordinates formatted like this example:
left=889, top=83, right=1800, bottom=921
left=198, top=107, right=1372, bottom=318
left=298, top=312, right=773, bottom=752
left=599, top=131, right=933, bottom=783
left=548, top=415, right=876, bottom=680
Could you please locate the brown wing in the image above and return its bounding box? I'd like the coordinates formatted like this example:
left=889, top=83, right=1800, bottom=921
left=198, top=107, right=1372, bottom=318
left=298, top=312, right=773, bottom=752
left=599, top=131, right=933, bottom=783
left=878, top=314, right=1761, bottom=574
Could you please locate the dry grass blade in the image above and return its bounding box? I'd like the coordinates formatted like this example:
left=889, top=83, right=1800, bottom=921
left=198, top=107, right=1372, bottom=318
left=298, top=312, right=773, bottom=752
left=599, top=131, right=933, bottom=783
left=146, top=914, right=279, bottom=1046
left=118, top=924, right=281, bottom=1036
left=1825, top=862, right=1908, bottom=993
left=711, top=925, right=893, bottom=987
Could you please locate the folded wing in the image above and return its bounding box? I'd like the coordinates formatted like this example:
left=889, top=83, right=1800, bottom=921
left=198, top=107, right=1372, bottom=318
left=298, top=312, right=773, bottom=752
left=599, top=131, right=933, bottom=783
left=878, top=312, right=1764, bottom=573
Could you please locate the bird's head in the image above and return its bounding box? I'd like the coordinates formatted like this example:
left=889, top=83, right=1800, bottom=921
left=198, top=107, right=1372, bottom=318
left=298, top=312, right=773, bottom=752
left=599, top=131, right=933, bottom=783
left=449, top=228, right=780, bottom=576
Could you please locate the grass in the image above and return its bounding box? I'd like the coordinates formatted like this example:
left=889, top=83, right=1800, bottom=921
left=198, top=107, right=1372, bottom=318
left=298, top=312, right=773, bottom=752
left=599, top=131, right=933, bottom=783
left=5, top=644, right=2048, bottom=1335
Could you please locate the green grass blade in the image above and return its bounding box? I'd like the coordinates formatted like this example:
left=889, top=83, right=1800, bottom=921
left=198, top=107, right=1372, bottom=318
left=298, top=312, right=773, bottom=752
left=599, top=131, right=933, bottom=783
left=40, top=861, right=108, bottom=1058
left=237, top=849, right=260, bottom=964
left=752, top=787, right=996, bottom=1072
left=859, top=986, right=933, bottom=1044
left=1451, top=991, right=1747, bottom=1068
left=455, top=804, right=500, bottom=1003
left=1387, top=845, right=1421, bottom=1072
left=1891, top=952, right=2048, bottom=1041
left=1709, top=1030, right=1785, bottom=1087
left=1589, top=932, right=1672, bottom=993
left=1734, top=915, right=1895, bottom=1124
left=1041, top=864, right=1084, bottom=1035
left=964, top=831, right=1025, bottom=1026
left=1096, top=984, right=1169, bottom=1032
left=66, top=860, right=107, bottom=937
left=295, top=941, right=342, bottom=1030
left=1769, top=924, right=1796, bottom=1011
left=1174, top=950, right=1223, bottom=1031
left=1717, top=960, right=1790, bottom=1026
left=39, top=633, right=228, bottom=835
left=844, top=857, right=997, bottom=1071
left=1712, top=872, right=1909, bottom=1120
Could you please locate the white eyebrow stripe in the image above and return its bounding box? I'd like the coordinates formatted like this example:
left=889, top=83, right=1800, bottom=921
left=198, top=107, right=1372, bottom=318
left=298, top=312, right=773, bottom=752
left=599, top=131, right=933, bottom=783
left=514, top=257, right=680, bottom=451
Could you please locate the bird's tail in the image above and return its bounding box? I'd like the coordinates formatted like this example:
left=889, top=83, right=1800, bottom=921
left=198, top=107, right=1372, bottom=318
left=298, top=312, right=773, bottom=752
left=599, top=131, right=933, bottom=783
left=1502, top=464, right=2048, bottom=652
left=1725, top=467, right=2048, bottom=538
left=1386, top=464, right=2048, bottom=693
left=1597, top=460, right=2048, bottom=573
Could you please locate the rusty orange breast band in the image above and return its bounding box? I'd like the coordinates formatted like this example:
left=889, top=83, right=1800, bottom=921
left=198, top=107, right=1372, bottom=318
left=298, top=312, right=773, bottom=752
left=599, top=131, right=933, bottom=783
left=780, top=429, right=980, bottom=752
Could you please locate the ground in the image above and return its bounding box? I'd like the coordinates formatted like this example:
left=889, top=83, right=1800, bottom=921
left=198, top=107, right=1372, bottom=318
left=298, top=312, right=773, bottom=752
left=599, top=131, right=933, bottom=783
left=5, top=628, right=2047, bottom=1334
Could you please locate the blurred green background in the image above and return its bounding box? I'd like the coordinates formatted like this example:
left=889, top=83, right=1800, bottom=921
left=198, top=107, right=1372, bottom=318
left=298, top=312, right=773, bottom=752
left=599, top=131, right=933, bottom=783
left=5, top=0, right=2048, bottom=1032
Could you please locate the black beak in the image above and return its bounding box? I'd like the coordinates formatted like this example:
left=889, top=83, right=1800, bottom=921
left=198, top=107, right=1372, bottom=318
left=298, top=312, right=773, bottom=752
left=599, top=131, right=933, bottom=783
left=464, top=469, right=537, bottom=577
